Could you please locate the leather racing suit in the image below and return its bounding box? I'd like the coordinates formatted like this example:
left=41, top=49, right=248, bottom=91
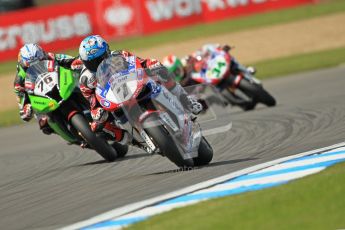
left=13, top=53, right=81, bottom=133
left=79, top=50, right=196, bottom=143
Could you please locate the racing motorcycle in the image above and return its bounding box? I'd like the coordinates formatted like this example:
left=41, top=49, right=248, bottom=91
left=25, top=60, right=127, bottom=162
left=189, top=48, right=276, bottom=111
left=95, top=55, right=213, bottom=167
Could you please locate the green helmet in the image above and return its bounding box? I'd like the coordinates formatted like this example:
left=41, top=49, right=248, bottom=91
left=162, top=54, right=185, bottom=82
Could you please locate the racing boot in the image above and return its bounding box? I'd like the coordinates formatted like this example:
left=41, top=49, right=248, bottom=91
left=246, top=66, right=256, bottom=75
left=179, top=94, right=203, bottom=115
left=91, top=121, right=131, bottom=145
left=38, top=116, right=54, bottom=135
left=187, top=95, right=203, bottom=115
left=171, top=83, right=203, bottom=115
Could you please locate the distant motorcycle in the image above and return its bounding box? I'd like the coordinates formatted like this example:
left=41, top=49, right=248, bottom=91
left=188, top=48, right=276, bottom=111
left=95, top=55, right=213, bottom=167
left=25, top=60, right=127, bottom=161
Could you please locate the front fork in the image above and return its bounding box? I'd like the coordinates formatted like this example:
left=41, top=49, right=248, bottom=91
left=227, top=71, right=262, bottom=93
left=228, top=74, right=244, bottom=93
left=114, top=104, right=159, bottom=154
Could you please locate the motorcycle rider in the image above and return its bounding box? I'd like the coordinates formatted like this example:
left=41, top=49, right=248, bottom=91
left=78, top=35, right=203, bottom=144
left=162, top=43, right=256, bottom=87
left=14, top=43, right=83, bottom=134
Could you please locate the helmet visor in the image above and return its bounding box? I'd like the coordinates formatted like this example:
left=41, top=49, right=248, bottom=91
left=82, top=52, right=108, bottom=72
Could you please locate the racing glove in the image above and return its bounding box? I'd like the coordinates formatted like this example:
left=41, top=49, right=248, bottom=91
left=71, top=59, right=83, bottom=70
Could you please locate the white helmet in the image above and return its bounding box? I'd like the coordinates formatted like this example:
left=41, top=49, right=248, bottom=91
left=18, top=44, right=46, bottom=68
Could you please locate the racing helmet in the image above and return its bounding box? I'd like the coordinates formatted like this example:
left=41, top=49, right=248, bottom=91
left=201, top=43, right=221, bottom=55
left=18, top=43, right=46, bottom=68
left=79, top=35, right=110, bottom=72
left=162, top=54, right=185, bottom=82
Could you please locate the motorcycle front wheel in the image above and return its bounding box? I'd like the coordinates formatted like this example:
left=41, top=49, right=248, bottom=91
left=144, top=116, right=194, bottom=168
left=193, top=136, right=213, bottom=166
left=237, top=79, right=276, bottom=109
left=111, top=142, right=129, bottom=158
left=70, top=113, right=118, bottom=162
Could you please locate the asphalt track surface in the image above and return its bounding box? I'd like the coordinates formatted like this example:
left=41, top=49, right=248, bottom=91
left=1, top=66, right=345, bottom=229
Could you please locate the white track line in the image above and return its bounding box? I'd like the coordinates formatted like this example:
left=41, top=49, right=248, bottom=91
left=250, top=151, right=345, bottom=174
left=191, top=167, right=325, bottom=195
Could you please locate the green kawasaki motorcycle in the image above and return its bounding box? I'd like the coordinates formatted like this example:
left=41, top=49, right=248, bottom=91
left=25, top=60, right=127, bottom=161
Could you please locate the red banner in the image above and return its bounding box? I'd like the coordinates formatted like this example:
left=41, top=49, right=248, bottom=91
left=140, top=0, right=202, bottom=34
left=139, top=0, right=315, bottom=33
left=201, top=0, right=314, bottom=22
left=0, top=0, right=314, bottom=62
left=95, top=0, right=141, bottom=39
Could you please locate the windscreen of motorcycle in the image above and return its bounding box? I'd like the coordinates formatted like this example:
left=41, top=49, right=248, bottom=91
left=96, top=56, right=140, bottom=105
left=26, top=60, right=59, bottom=97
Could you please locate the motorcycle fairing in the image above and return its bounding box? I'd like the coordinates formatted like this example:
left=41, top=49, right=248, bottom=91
left=192, top=50, right=230, bottom=85
left=26, top=61, right=76, bottom=113
left=95, top=56, right=201, bottom=159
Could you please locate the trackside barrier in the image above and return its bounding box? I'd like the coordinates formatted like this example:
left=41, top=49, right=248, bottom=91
left=0, top=0, right=314, bottom=62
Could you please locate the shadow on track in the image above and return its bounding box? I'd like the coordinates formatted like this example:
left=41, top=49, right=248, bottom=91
left=146, top=157, right=258, bottom=175
left=77, top=152, right=150, bottom=166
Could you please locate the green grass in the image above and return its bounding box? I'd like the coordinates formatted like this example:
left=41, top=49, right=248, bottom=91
left=1, top=46, right=345, bottom=127
left=252, top=46, right=345, bottom=79
left=129, top=161, right=345, bottom=230
left=1, top=0, right=345, bottom=75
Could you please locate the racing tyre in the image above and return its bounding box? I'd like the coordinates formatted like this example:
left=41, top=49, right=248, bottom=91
left=144, top=117, right=194, bottom=167
left=112, top=142, right=129, bottom=158
left=257, top=87, right=276, bottom=107
left=70, top=114, right=117, bottom=162
left=193, top=136, right=213, bottom=166
left=238, top=79, right=276, bottom=108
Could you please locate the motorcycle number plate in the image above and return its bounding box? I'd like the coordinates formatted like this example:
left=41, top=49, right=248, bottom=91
left=206, top=55, right=227, bottom=80
left=109, top=72, right=138, bottom=104
left=33, top=72, right=59, bottom=97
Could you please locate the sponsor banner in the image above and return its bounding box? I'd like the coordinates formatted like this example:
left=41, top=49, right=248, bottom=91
left=139, top=0, right=314, bottom=33
left=0, top=0, right=96, bottom=62
left=0, top=0, right=141, bottom=62
left=95, top=0, right=141, bottom=39
left=200, top=0, right=315, bottom=22
left=140, top=0, right=202, bottom=34
left=0, top=0, right=314, bottom=62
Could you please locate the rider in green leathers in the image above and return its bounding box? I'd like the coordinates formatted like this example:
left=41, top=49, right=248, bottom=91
left=13, top=43, right=83, bottom=134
